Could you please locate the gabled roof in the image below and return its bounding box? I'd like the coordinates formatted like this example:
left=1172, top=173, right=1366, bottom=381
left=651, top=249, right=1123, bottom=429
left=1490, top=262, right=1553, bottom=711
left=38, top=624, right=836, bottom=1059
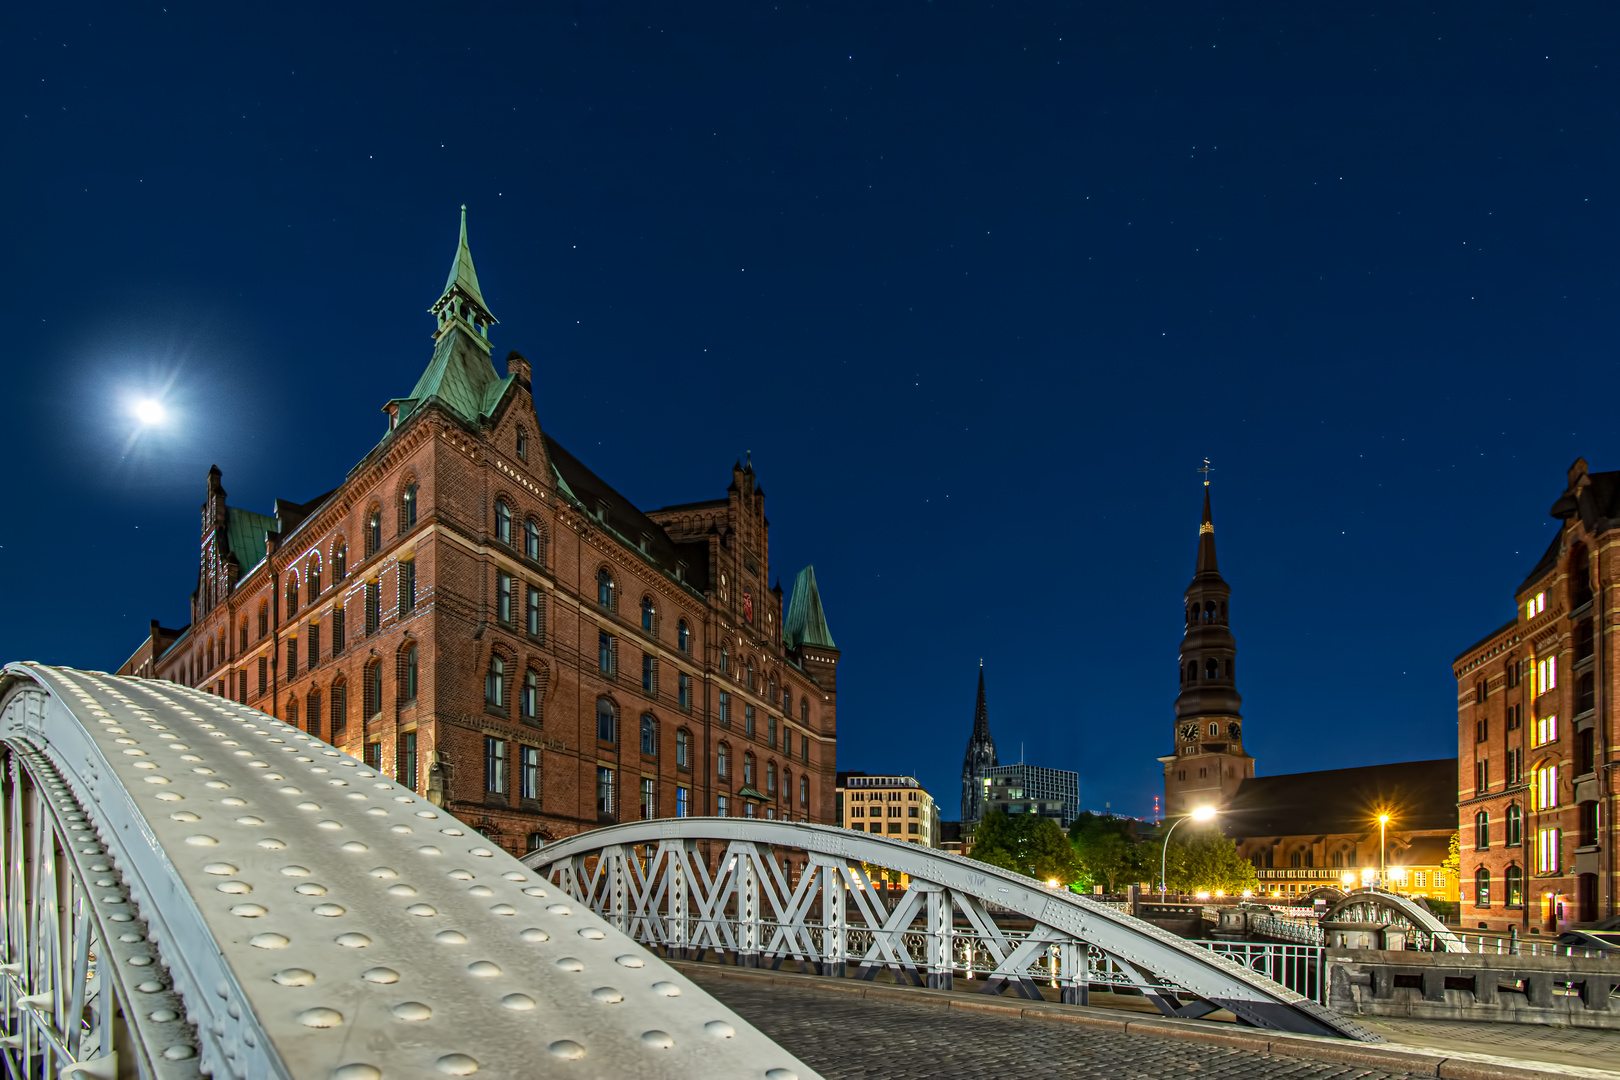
left=394, top=327, right=513, bottom=428
left=224, top=507, right=279, bottom=577
left=1222, top=758, right=1458, bottom=839
left=783, top=566, right=836, bottom=650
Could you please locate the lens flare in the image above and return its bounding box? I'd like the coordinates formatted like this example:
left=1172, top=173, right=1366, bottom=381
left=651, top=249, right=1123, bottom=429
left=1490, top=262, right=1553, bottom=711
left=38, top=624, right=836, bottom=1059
left=133, top=399, right=166, bottom=425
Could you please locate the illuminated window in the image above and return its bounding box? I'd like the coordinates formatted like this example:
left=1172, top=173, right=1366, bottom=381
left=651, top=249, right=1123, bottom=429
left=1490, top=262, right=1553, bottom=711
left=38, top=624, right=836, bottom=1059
left=1414, top=871, right=1428, bottom=888
left=1505, top=865, right=1523, bottom=906
left=1534, top=713, right=1558, bottom=747
left=1537, top=655, right=1557, bottom=694
left=1526, top=591, right=1545, bottom=619
left=1534, top=765, right=1560, bottom=810
left=1474, top=867, right=1491, bottom=907
left=1537, top=827, right=1562, bottom=873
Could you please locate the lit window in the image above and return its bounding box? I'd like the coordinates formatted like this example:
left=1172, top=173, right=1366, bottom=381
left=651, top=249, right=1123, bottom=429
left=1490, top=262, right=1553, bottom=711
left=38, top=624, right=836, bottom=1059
left=1534, top=713, right=1558, bottom=747
left=1537, top=827, right=1562, bottom=873
left=1537, top=656, right=1557, bottom=694
left=1534, top=765, right=1560, bottom=810
left=1414, top=871, right=1427, bottom=888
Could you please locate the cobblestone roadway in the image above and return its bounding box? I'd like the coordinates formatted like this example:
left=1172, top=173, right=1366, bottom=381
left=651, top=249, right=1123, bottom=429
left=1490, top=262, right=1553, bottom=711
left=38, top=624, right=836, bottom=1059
left=697, top=976, right=1426, bottom=1080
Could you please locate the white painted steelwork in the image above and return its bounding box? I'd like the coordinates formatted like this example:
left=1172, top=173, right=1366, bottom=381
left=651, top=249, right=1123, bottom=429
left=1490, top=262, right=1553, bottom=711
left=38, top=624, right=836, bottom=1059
left=0, top=664, right=819, bottom=1080
left=1321, top=888, right=1467, bottom=953
left=525, top=819, right=1381, bottom=1040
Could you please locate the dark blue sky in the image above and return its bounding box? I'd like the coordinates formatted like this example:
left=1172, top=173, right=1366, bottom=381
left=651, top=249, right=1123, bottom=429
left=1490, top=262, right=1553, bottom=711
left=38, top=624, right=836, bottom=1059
left=4, top=2, right=1616, bottom=818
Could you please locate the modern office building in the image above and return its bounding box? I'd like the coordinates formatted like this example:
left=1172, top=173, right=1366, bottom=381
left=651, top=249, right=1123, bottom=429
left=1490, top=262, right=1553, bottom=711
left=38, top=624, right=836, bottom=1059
left=983, top=763, right=1080, bottom=828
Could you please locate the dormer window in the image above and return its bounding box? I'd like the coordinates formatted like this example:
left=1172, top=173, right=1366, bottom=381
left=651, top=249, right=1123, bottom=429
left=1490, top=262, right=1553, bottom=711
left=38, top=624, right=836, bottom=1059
left=1526, top=592, right=1546, bottom=619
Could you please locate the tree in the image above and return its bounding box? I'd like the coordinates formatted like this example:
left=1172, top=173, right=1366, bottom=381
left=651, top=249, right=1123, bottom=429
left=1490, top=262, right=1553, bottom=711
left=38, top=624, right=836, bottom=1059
left=1441, top=831, right=1460, bottom=877
left=1148, top=823, right=1258, bottom=894
left=968, top=810, right=1082, bottom=885
left=1068, top=812, right=1149, bottom=892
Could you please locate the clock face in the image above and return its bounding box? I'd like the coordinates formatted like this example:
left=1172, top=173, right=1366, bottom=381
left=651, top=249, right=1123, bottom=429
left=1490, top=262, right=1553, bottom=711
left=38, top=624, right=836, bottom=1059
left=1227, top=722, right=1241, bottom=741
left=1180, top=724, right=1198, bottom=741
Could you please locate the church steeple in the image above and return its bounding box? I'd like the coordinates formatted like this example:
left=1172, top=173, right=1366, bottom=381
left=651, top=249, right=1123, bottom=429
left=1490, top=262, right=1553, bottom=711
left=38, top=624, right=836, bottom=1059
left=960, top=662, right=999, bottom=823
left=1161, top=471, right=1254, bottom=816
left=430, top=205, right=497, bottom=354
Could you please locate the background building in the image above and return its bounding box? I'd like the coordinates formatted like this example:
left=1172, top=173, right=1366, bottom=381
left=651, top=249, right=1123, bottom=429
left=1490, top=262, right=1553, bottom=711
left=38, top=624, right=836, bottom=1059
left=837, top=771, right=936, bottom=845
left=1223, top=760, right=1458, bottom=903
left=959, top=663, right=997, bottom=822
left=1161, top=481, right=1255, bottom=816
left=983, top=763, right=1080, bottom=828
left=117, top=209, right=841, bottom=855
left=1454, top=457, right=1618, bottom=933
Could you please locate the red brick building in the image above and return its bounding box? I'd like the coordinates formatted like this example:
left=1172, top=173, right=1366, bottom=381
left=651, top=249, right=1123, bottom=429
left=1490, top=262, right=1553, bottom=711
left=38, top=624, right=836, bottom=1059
left=1454, top=457, right=1615, bottom=933
left=119, top=208, right=842, bottom=855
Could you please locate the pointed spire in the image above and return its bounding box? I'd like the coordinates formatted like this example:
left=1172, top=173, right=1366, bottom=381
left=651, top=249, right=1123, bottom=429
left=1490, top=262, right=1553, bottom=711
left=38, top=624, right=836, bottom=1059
left=783, top=566, right=836, bottom=649
left=972, top=664, right=991, bottom=740
left=430, top=205, right=497, bottom=347
left=1196, top=481, right=1219, bottom=574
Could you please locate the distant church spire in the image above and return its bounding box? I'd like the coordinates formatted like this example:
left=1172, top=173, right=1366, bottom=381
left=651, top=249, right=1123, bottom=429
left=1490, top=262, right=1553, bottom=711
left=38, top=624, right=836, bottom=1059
left=960, top=664, right=998, bottom=822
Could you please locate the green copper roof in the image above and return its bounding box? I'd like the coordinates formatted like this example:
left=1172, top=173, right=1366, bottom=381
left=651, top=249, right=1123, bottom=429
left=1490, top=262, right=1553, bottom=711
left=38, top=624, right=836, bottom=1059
left=438, top=205, right=494, bottom=324
left=397, top=327, right=513, bottom=427
left=783, top=565, right=836, bottom=650
left=225, top=507, right=278, bottom=576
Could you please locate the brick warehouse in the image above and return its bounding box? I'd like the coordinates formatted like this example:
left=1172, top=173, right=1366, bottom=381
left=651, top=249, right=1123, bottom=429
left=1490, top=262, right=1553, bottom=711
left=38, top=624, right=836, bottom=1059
left=118, top=208, right=842, bottom=855
left=1454, top=457, right=1618, bottom=934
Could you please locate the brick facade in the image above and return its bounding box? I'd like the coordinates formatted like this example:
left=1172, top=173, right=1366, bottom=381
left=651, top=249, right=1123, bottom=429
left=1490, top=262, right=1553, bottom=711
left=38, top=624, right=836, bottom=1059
left=119, top=211, right=841, bottom=856
left=1455, top=457, right=1615, bottom=933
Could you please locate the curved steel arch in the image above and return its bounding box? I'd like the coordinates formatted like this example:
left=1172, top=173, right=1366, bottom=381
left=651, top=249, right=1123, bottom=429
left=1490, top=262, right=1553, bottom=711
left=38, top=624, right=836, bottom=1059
left=1321, top=887, right=1466, bottom=952
left=0, top=664, right=818, bottom=1080
left=525, top=818, right=1379, bottom=1041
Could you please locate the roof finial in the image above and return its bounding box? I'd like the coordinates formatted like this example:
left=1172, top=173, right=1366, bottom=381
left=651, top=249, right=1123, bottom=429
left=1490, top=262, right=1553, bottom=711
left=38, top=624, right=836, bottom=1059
left=979, top=657, right=984, bottom=668
left=1198, top=457, right=1214, bottom=487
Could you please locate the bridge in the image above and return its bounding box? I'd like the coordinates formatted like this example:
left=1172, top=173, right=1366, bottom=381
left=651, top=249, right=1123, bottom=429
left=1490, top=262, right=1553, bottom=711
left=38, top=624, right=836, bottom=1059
left=0, top=662, right=1413, bottom=1080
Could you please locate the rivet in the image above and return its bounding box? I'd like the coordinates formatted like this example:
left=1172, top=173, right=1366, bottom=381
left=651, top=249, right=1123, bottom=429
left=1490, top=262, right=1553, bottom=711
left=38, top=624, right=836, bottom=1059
left=704, top=1020, right=735, bottom=1038
left=448, top=870, right=473, bottom=881
left=547, top=1042, right=585, bottom=1060
left=641, top=1030, right=674, bottom=1049
left=436, top=1053, right=479, bottom=1075
left=468, top=885, right=493, bottom=898
left=279, top=786, right=303, bottom=795
left=259, top=838, right=288, bottom=850
left=341, top=841, right=370, bottom=853
left=203, top=863, right=239, bottom=876
left=415, top=810, right=438, bottom=819
left=368, top=867, right=399, bottom=878
left=137, top=980, right=163, bottom=992
left=489, top=904, right=516, bottom=916
left=155, top=792, right=182, bottom=801
left=501, top=872, right=527, bottom=882
left=170, top=812, right=200, bottom=822
left=765, top=1070, right=799, bottom=1080
left=150, top=1008, right=179, bottom=1022
left=313, top=904, right=347, bottom=917
left=128, top=955, right=154, bottom=966
left=547, top=904, right=573, bottom=916
left=555, top=957, right=583, bottom=972
left=236, top=816, right=266, bottom=826
left=281, top=865, right=312, bottom=877
left=407, top=904, right=438, bottom=917
left=519, top=928, right=549, bottom=943
left=360, top=967, right=399, bottom=984
left=577, top=928, right=605, bottom=940
left=441, top=828, right=465, bottom=836
left=162, top=1045, right=196, bottom=1061
left=273, top=968, right=316, bottom=987
left=467, top=961, right=501, bottom=977
left=297, top=1007, right=344, bottom=1028
left=615, top=955, right=645, bottom=968
left=392, top=1001, right=432, bottom=1021
left=317, top=820, right=343, bottom=830
left=331, top=1066, right=381, bottom=1080
left=387, top=884, right=417, bottom=897
left=500, top=993, right=536, bottom=1010
left=249, top=933, right=290, bottom=950
left=217, top=881, right=253, bottom=894
left=469, top=847, right=493, bottom=858
left=650, top=982, right=680, bottom=997
left=335, top=933, right=372, bottom=948
left=434, top=930, right=467, bottom=945
left=590, top=986, right=623, bottom=1004
left=522, top=887, right=548, bottom=897
left=230, top=904, right=268, bottom=917
left=296, top=883, right=329, bottom=896
left=417, top=846, right=443, bottom=856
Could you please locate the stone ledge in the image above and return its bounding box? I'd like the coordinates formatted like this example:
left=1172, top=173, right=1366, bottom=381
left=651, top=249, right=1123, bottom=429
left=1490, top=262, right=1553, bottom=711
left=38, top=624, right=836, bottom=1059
left=670, top=960, right=1620, bottom=1080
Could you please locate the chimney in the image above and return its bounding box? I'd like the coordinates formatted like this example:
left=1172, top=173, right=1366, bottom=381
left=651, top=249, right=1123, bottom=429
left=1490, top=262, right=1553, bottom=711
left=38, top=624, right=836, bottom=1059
left=506, top=350, right=532, bottom=385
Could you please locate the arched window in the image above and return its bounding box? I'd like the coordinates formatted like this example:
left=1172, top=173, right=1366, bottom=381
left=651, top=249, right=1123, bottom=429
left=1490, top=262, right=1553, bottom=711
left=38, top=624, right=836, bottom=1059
left=524, top=519, right=542, bottom=562
left=258, top=600, right=269, bottom=639
left=1506, top=803, right=1522, bottom=846
left=366, top=508, right=381, bottom=557
left=747, top=660, right=755, bottom=689
left=1204, top=658, right=1218, bottom=680
left=329, top=680, right=347, bottom=742
left=333, top=542, right=347, bottom=582
left=364, top=661, right=383, bottom=721
left=402, top=643, right=418, bottom=703
left=800, top=774, right=808, bottom=805
left=1204, top=600, right=1216, bottom=622
left=308, top=556, right=322, bottom=601
left=521, top=668, right=541, bottom=723
left=766, top=761, right=776, bottom=795
left=1505, top=864, right=1523, bottom=906
left=717, top=742, right=729, bottom=777
left=800, top=697, right=809, bottom=722
left=640, top=715, right=657, bottom=756
left=485, top=655, right=506, bottom=709
left=1187, top=660, right=1198, bottom=683
left=239, top=617, right=248, bottom=651
left=677, top=619, right=690, bottom=653
left=743, top=753, right=755, bottom=787
left=1187, top=604, right=1196, bottom=626
left=719, top=647, right=729, bottom=673
left=1475, top=810, right=1490, bottom=851
left=641, top=596, right=655, bottom=633
left=206, top=638, right=214, bottom=672
left=401, top=482, right=418, bottom=532
left=306, top=688, right=321, bottom=739
left=286, top=572, right=299, bottom=618
left=675, top=729, right=691, bottom=768
left=596, top=698, right=616, bottom=743
left=288, top=697, right=300, bottom=728
left=1474, top=866, right=1491, bottom=907
left=495, top=500, right=512, bottom=544
left=596, top=568, right=615, bottom=610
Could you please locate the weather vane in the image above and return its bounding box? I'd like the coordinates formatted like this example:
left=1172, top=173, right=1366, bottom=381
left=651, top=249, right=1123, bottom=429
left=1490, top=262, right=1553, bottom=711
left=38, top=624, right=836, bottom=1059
left=1198, top=458, right=1214, bottom=487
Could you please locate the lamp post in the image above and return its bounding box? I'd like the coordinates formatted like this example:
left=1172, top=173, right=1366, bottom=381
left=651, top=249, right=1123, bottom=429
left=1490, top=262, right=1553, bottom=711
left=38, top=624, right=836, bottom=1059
left=1160, top=805, right=1217, bottom=899
left=1378, top=813, right=1390, bottom=888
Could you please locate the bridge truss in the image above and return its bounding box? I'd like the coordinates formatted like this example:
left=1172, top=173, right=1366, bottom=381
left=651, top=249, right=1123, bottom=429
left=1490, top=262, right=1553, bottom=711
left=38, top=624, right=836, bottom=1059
left=1322, top=888, right=1468, bottom=952
left=0, top=664, right=817, bottom=1080
left=525, top=820, right=1380, bottom=1040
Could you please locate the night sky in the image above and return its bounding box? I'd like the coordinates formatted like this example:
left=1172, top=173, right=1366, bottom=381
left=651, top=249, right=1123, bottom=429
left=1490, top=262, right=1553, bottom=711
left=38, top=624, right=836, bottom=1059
left=5, top=3, right=1617, bottom=820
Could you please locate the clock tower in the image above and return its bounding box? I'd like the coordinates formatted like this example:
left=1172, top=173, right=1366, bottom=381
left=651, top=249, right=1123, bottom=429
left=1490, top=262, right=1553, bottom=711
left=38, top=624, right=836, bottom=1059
left=1159, top=477, right=1255, bottom=817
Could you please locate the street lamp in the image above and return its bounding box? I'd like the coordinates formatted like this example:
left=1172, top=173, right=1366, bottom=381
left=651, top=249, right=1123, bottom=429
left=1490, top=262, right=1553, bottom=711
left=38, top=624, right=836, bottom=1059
left=1160, top=805, right=1217, bottom=898
left=1377, top=813, right=1390, bottom=888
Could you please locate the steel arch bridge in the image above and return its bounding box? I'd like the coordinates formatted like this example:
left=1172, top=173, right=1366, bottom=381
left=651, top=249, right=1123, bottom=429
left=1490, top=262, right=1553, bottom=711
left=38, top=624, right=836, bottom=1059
left=1322, top=888, right=1467, bottom=952
left=0, top=664, right=817, bottom=1080
left=524, top=820, right=1379, bottom=1041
